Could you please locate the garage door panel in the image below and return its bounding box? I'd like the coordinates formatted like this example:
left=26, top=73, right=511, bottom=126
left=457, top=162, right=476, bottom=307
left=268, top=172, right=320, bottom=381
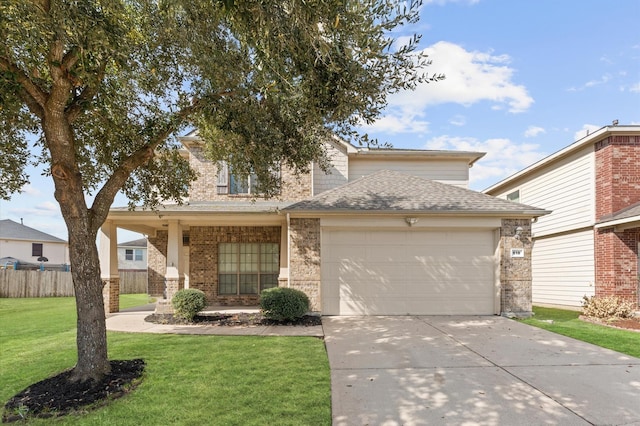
left=322, top=229, right=496, bottom=315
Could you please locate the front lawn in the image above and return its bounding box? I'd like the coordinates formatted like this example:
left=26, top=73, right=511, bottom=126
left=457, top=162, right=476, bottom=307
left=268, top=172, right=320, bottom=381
left=0, top=297, right=331, bottom=425
left=520, top=306, right=640, bottom=358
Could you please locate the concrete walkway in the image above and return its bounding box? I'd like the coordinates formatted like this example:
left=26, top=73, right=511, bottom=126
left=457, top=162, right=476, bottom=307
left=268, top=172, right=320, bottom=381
left=106, top=305, right=323, bottom=337
left=324, top=316, right=640, bottom=426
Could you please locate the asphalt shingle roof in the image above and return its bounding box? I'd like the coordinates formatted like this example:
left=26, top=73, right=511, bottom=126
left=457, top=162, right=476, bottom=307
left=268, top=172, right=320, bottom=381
left=284, top=170, right=550, bottom=216
left=598, top=201, right=640, bottom=224
left=0, top=219, right=66, bottom=242
left=110, top=201, right=292, bottom=214
left=119, top=238, right=148, bottom=247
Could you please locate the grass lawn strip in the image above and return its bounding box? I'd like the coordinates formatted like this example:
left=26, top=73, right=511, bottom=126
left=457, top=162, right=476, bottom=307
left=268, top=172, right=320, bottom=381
left=0, top=296, right=331, bottom=425
left=520, top=306, right=640, bottom=359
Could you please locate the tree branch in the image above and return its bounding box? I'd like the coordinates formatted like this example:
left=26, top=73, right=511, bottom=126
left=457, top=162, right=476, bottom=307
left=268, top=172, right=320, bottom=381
left=0, top=56, right=48, bottom=118
left=66, top=60, right=107, bottom=123
left=89, top=103, right=200, bottom=230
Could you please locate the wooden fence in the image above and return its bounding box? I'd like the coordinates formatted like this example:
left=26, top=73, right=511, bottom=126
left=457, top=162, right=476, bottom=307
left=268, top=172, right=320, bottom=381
left=0, top=270, right=148, bottom=297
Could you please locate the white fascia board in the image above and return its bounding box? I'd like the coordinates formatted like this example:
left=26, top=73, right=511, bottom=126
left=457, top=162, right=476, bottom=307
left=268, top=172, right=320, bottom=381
left=594, top=215, right=640, bottom=230
left=484, top=125, right=640, bottom=194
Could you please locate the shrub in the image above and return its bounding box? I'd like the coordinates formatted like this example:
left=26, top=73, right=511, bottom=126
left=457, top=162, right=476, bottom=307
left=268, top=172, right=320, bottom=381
left=582, top=295, right=635, bottom=319
left=260, top=287, right=310, bottom=321
left=172, top=289, right=207, bottom=321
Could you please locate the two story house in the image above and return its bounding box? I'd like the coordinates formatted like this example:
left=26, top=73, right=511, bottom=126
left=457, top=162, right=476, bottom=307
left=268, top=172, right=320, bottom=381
left=100, top=132, right=549, bottom=315
left=485, top=125, right=640, bottom=309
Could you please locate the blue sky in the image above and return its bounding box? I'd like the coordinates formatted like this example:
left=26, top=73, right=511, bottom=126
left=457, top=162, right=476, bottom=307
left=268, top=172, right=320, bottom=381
left=1, top=0, right=639, bottom=241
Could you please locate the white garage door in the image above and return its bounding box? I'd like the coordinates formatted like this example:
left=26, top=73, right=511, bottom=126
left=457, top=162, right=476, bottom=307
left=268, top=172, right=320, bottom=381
left=322, top=230, right=496, bottom=315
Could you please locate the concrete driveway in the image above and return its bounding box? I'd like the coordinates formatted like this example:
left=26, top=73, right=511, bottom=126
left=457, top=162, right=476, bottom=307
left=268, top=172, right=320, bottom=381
left=323, top=316, right=640, bottom=426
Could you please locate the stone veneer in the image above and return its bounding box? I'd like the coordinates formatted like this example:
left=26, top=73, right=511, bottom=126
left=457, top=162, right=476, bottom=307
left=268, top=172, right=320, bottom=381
left=594, top=134, right=640, bottom=306
left=500, top=218, right=533, bottom=317
left=288, top=218, right=321, bottom=311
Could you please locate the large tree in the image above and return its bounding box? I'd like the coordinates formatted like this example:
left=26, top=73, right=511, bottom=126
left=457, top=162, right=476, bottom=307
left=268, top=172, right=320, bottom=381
left=0, top=0, right=440, bottom=382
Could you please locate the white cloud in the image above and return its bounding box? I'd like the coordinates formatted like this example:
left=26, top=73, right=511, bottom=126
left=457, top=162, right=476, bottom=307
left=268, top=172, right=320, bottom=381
left=362, top=113, right=431, bottom=135
left=574, top=124, right=601, bottom=141
left=9, top=201, right=61, bottom=218
left=524, top=126, right=545, bottom=138
left=423, top=135, right=548, bottom=190
left=449, top=115, right=466, bottom=126
left=362, top=41, right=534, bottom=135
left=629, top=82, right=640, bottom=93
left=20, top=184, right=42, bottom=196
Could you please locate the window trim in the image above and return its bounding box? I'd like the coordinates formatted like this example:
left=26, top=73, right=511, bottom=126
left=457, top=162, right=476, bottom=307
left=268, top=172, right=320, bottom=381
left=216, top=161, right=281, bottom=196
left=218, top=242, right=279, bottom=296
left=506, top=190, right=520, bottom=203
left=32, top=243, right=43, bottom=257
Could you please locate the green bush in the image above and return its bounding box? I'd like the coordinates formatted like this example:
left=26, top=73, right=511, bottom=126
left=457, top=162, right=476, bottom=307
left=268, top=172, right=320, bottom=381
left=172, top=289, right=207, bottom=321
left=260, top=287, right=310, bottom=321
left=582, top=295, right=635, bottom=319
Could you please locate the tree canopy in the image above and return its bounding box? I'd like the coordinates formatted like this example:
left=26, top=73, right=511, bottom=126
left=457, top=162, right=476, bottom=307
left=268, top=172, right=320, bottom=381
left=0, top=0, right=441, bottom=381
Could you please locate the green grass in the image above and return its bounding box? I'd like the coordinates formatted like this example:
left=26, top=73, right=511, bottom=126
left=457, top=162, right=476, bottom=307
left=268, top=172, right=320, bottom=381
left=0, top=297, right=331, bottom=425
left=520, top=306, right=640, bottom=358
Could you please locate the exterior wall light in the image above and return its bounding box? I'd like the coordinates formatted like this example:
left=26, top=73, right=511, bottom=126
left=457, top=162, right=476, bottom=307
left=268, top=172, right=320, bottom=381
left=514, top=226, right=524, bottom=240
left=405, top=217, right=418, bottom=227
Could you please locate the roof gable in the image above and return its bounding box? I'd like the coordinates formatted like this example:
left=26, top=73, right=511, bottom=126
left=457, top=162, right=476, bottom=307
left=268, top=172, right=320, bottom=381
left=284, top=170, right=550, bottom=216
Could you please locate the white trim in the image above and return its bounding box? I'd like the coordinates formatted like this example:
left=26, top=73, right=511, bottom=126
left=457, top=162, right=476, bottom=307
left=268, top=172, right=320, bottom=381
left=594, top=215, right=640, bottom=230
left=484, top=125, right=640, bottom=194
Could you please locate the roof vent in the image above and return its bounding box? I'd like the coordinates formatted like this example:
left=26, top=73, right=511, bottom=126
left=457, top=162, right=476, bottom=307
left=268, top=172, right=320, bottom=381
left=612, top=119, right=619, bottom=126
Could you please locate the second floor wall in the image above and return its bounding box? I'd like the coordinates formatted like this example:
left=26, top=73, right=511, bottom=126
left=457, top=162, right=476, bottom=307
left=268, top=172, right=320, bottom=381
left=183, top=136, right=477, bottom=203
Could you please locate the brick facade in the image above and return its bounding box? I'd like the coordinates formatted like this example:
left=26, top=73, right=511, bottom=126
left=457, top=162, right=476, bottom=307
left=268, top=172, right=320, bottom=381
left=147, top=230, right=168, bottom=297
left=188, top=226, right=281, bottom=305
left=186, top=142, right=311, bottom=202
left=500, top=219, right=533, bottom=316
left=594, top=135, right=640, bottom=305
left=288, top=218, right=321, bottom=311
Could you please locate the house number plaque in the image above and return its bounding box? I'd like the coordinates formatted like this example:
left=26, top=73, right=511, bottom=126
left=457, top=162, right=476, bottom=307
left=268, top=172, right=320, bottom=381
left=510, top=248, right=524, bottom=258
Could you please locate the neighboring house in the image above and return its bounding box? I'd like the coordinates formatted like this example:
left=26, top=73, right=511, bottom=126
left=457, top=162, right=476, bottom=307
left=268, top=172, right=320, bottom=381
left=484, top=124, right=640, bottom=309
left=100, top=132, right=549, bottom=315
left=117, top=238, right=148, bottom=271
left=0, top=219, right=69, bottom=267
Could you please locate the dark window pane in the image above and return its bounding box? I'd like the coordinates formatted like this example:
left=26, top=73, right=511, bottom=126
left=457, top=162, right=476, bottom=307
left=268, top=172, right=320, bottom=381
left=32, top=243, right=43, bottom=257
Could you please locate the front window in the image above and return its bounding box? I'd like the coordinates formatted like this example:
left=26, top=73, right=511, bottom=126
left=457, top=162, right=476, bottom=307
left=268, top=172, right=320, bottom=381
left=134, top=249, right=143, bottom=261
left=218, top=243, right=279, bottom=295
left=229, top=170, right=260, bottom=195
left=125, top=249, right=134, bottom=261
left=216, top=162, right=279, bottom=195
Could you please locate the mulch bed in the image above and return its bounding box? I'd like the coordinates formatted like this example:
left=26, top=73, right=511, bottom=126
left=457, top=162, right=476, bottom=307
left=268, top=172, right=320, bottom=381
left=2, top=359, right=145, bottom=423
left=579, top=315, right=640, bottom=332
left=144, top=312, right=323, bottom=327
left=2, top=313, right=319, bottom=423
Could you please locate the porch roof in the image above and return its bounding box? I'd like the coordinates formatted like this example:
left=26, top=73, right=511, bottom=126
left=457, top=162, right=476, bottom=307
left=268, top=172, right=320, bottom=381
left=595, top=201, right=640, bottom=230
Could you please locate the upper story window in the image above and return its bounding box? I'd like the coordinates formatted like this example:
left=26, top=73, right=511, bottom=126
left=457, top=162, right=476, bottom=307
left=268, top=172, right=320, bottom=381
left=32, top=243, right=43, bottom=257
left=506, top=190, right=520, bottom=203
left=125, top=249, right=144, bottom=261
left=216, top=162, right=279, bottom=195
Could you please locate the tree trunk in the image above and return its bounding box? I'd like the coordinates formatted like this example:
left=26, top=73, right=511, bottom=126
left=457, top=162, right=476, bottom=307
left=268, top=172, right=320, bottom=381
left=67, top=222, right=111, bottom=382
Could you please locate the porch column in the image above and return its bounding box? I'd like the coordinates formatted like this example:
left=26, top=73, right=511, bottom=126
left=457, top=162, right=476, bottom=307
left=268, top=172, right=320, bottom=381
left=500, top=218, right=533, bottom=318
left=165, top=220, right=184, bottom=301
left=278, top=221, right=289, bottom=287
left=99, top=220, right=120, bottom=314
